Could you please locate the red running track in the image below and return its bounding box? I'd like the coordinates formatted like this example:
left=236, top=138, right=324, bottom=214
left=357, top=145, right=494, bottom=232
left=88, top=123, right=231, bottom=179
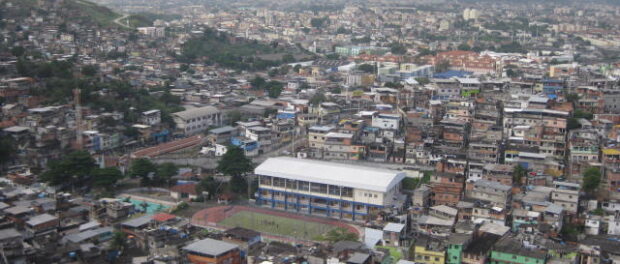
left=191, top=205, right=360, bottom=235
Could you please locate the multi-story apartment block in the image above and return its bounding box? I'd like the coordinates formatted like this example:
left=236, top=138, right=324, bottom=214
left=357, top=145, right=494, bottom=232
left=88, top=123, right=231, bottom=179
left=430, top=172, right=465, bottom=207
left=551, top=181, right=580, bottom=215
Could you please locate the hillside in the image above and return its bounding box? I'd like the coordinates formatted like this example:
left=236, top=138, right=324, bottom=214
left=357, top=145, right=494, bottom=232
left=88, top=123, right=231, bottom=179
left=4, top=0, right=121, bottom=28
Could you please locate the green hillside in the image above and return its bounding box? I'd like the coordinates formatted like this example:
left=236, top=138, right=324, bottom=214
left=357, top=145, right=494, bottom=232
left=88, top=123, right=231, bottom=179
left=5, top=0, right=120, bottom=28
left=63, top=0, right=121, bottom=27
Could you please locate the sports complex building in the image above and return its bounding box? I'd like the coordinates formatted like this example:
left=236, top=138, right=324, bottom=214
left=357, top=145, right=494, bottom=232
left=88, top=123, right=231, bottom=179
left=254, top=157, right=406, bottom=222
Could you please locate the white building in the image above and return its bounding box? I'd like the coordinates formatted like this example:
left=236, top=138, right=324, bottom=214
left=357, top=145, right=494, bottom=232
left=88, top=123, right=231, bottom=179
left=255, top=157, right=405, bottom=222
left=172, top=106, right=221, bottom=136
left=372, top=113, right=401, bottom=130
left=140, top=109, right=161, bottom=126
left=137, top=27, right=165, bottom=38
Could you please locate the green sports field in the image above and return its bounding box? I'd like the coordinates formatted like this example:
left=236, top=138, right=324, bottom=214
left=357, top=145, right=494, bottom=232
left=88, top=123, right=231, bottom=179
left=218, top=211, right=336, bottom=240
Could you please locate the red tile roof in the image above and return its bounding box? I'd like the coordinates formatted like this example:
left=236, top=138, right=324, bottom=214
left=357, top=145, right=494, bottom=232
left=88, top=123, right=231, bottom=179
left=131, top=135, right=203, bottom=159
left=152, top=213, right=176, bottom=222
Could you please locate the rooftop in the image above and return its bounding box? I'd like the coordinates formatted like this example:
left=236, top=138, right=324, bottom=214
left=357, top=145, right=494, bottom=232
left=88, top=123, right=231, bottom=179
left=383, top=223, right=406, bottom=233
left=121, top=215, right=152, bottom=228
left=26, top=213, right=57, bottom=226
left=172, top=106, right=219, bottom=121
left=493, top=236, right=547, bottom=259
left=183, top=238, right=238, bottom=256
left=255, top=157, right=405, bottom=192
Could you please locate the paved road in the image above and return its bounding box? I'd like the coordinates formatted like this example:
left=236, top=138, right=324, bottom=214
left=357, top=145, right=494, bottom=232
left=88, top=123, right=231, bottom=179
left=112, top=14, right=131, bottom=29
left=151, top=138, right=307, bottom=169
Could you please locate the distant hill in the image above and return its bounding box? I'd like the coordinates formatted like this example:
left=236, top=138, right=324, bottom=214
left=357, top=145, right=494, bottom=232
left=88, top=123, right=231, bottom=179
left=124, top=12, right=182, bottom=28
left=4, top=0, right=121, bottom=28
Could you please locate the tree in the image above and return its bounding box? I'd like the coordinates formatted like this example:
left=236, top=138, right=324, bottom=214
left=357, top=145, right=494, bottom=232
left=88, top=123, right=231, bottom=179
left=402, top=178, right=418, bottom=190
left=266, top=81, right=284, bottom=98
left=322, top=228, right=358, bottom=242
left=311, top=17, right=329, bottom=28
left=582, top=167, right=601, bottom=194
left=282, top=54, right=295, bottom=63
left=566, top=93, right=580, bottom=105
left=250, top=75, right=266, bottom=90
left=415, top=77, right=430, bottom=85
left=11, top=46, right=25, bottom=57
left=129, top=158, right=157, bottom=183
left=81, top=65, right=98, bottom=77
left=268, top=68, right=278, bottom=77
left=124, top=127, right=140, bottom=139
left=230, top=175, right=248, bottom=196
left=197, top=176, right=219, bottom=200
left=217, top=146, right=253, bottom=178
left=156, top=162, right=178, bottom=186
left=390, top=42, right=407, bottom=54
left=435, top=60, right=451, bottom=72
left=217, top=146, right=253, bottom=197
left=512, top=164, right=527, bottom=185
left=310, top=92, right=326, bottom=106
left=336, top=26, right=350, bottom=34
left=99, top=116, right=118, bottom=128
left=179, top=64, right=190, bottom=72
left=457, top=43, right=471, bottom=51
left=110, top=232, right=126, bottom=251
left=293, top=64, right=302, bottom=73
left=384, top=81, right=404, bottom=89
left=567, top=118, right=581, bottom=130
left=325, top=53, right=340, bottom=60
left=357, top=64, right=375, bottom=73
left=0, top=135, right=14, bottom=167
left=278, top=65, right=290, bottom=75
left=40, top=151, right=97, bottom=186
left=227, top=110, right=242, bottom=125
left=574, top=109, right=594, bottom=120
left=92, top=167, right=123, bottom=191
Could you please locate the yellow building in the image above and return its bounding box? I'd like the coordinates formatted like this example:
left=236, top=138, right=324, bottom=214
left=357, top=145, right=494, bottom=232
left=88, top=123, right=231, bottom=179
left=413, top=235, right=446, bottom=264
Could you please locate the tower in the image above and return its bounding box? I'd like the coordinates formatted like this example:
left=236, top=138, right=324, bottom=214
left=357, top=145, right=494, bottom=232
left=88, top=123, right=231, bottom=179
left=73, top=88, right=83, bottom=150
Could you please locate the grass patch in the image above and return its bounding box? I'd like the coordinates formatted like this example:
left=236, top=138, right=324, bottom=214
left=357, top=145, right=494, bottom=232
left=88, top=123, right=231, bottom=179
left=376, top=246, right=402, bottom=262
left=218, top=211, right=336, bottom=240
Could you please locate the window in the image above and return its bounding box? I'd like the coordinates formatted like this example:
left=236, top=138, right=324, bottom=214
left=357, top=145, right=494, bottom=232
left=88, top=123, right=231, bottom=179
left=341, top=187, right=353, bottom=197
left=273, top=177, right=286, bottom=188
left=298, top=181, right=310, bottom=191
left=311, top=183, right=328, bottom=194
left=260, top=176, right=272, bottom=185
left=286, top=179, right=297, bottom=189
left=329, top=185, right=340, bottom=196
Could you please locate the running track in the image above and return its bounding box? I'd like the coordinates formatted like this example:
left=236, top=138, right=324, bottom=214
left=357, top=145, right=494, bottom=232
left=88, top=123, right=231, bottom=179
left=191, top=205, right=360, bottom=235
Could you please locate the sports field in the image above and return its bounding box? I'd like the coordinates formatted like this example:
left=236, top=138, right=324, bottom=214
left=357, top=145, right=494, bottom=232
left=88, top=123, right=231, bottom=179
left=218, top=210, right=336, bottom=240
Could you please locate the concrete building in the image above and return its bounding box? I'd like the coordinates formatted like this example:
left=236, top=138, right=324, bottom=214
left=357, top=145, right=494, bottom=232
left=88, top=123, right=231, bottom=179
left=172, top=106, right=221, bottom=136
left=183, top=238, right=242, bottom=264
left=466, top=180, right=512, bottom=207
left=255, top=157, right=405, bottom=222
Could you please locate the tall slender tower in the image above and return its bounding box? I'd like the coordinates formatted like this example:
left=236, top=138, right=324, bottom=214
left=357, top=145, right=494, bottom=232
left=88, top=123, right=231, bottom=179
left=73, top=88, right=83, bottom=150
